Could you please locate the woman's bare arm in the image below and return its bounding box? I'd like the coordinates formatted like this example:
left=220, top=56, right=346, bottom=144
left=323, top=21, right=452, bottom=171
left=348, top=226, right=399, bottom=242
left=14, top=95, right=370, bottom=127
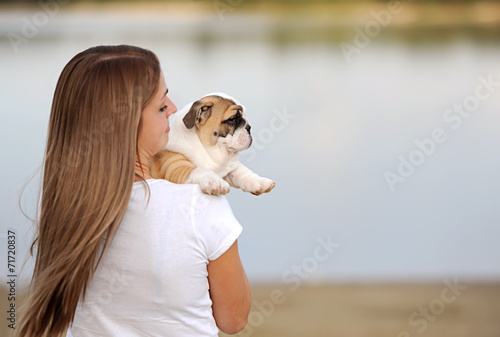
left=207, top=240, right=251, bottom=334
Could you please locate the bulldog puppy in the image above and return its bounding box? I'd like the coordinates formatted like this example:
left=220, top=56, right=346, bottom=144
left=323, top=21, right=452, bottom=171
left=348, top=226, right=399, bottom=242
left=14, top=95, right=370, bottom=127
left=150, top=93, right=275, bottom=196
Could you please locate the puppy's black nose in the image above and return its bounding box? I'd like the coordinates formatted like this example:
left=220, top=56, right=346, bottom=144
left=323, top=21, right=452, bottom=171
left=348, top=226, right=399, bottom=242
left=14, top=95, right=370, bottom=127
left=245, top=124, right=251, bottom=132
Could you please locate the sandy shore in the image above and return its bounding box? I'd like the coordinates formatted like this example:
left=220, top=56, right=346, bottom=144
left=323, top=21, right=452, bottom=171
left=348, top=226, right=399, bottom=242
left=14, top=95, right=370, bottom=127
left=2, top=283, right=499, bottom=337
left=221, top=283, right=500, bottom=337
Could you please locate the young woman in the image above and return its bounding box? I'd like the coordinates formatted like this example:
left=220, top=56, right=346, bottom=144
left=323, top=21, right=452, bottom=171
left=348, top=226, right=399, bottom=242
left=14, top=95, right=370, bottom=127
left=18, top=45, right=251, bottom=337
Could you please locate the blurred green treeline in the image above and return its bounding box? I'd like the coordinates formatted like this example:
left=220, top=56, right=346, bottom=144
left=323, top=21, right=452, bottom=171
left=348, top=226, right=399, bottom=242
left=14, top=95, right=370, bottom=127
left=0, top=0, right=498, bottom=4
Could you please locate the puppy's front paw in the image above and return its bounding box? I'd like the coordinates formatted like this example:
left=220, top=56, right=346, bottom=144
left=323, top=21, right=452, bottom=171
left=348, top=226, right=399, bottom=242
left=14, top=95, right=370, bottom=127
left=241, top=177, right=276, bottom=196
left=199, top=174, right=231, bottom=196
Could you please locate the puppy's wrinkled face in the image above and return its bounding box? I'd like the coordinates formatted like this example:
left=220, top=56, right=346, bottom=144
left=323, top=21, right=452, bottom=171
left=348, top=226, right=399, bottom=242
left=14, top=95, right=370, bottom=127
left=183, top=95, right=252, bottom=151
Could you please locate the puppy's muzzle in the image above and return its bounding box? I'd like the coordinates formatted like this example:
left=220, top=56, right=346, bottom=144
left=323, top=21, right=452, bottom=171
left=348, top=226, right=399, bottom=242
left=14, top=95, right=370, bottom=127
left=245, top=124, right=253, bottom=147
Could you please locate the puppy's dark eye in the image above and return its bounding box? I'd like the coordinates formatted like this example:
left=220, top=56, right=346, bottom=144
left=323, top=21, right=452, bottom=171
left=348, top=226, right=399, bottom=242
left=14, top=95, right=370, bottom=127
left=225, top=117, right=238, bottom=125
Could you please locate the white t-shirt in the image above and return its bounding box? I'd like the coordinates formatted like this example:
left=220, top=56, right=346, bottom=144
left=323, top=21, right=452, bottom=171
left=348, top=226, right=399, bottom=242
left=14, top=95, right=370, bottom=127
left=68, top=179, right=242, bottom=337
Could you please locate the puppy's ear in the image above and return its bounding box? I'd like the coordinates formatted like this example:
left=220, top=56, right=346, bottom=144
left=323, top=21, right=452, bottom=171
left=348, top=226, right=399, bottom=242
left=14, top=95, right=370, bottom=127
left=183, top=101, right=213, bottom=129
left=183, top=105, right=197, bottom=129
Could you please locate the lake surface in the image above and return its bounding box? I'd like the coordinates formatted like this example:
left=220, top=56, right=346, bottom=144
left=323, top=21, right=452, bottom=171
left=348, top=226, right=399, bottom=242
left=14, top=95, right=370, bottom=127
left=1, top=6, right=499, bottom=285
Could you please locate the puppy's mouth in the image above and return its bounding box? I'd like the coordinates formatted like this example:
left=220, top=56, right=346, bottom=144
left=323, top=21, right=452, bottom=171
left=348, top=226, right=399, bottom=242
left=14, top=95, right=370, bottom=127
left=234, top=136, right=252, bottom=149
left=227, top=131, right=252, bottom=152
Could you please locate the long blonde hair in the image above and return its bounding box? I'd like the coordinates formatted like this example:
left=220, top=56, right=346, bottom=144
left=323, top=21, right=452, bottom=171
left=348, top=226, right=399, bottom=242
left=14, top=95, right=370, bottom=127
left=17, top=45, right=161, bottom=337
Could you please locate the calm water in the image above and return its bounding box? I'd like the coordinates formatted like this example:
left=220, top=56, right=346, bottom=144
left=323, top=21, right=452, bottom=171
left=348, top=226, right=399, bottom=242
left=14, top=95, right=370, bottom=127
left=1, top=8, right=500, bottom=285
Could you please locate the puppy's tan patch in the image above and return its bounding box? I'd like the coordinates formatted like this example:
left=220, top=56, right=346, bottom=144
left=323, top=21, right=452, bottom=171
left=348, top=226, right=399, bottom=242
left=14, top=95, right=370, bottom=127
left=150, top=151, right=195, bottom=183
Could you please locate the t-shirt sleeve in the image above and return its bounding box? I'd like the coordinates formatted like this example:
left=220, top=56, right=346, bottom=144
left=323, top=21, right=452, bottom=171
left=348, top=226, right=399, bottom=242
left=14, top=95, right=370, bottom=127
left=191, top=187, right=243, bottom=261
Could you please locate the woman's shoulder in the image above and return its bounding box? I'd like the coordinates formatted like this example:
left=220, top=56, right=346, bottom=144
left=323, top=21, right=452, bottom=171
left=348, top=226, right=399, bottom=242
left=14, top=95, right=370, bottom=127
left=132, top=179, right=214, bottom=201
left=131, top=179, right=232, bottom=211
left=133, top=179, right=195, bottom=198
left=132, top=178, right=192, bottom=190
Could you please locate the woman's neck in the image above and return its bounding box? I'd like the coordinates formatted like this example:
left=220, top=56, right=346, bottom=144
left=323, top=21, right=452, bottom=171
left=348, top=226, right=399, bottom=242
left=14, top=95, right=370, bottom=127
left=134, top=161, right=153, bottom=182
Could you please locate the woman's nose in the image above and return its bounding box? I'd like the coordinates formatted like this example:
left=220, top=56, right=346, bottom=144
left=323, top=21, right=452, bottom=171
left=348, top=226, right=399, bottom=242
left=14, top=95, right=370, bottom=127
left=166, top=98, right=177, bottom=117
left=167, top=106, right=176, bottom=118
